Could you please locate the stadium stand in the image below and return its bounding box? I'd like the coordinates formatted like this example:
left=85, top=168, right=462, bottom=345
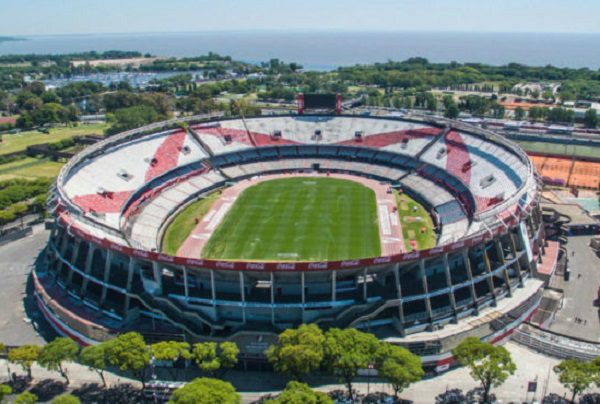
left=62, top=129, right=207, bottom=229
left=420, top=130, right=526, bottom=214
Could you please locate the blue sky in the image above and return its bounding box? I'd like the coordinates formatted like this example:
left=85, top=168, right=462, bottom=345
left=1, top=0, right=599, bottom=36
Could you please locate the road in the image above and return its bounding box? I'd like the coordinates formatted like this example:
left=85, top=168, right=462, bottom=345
left=0, top=226, right=56, bottom=346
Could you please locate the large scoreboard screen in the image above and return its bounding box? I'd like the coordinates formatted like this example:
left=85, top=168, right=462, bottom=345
left=303, top=93, right=337, bottom=109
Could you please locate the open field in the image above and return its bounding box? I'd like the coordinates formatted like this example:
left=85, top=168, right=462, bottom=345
left=0, top=123, right=107, bottom=155
left=162, top=192, right=221, bottom=255
left=200, top=177, right=381, bottom=261
left=0, top=157, right=63, bottom=181
left=394, top=191, right=436, bottom=251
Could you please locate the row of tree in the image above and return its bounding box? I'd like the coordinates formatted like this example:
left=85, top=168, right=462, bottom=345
left=266, top=324, right=423, bottom=399
left=0, top=178, right=51, bottom=225
left=1, top=333, right=239, bottom=390
left=0, top=386, right=82, bottom=404
left=3, top=329, right=600, bottom=403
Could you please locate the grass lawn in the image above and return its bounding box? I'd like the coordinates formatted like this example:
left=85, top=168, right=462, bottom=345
left=0, top=123, right=108, bottom=156
left=517, top=141, right=600, bottom=160
left=201, top=177, right=381, bottom=261
left=394, top=191, right=436, bottom=251
left=162, top=192, right=221, bottom=255
left=0, top=157, right=64, bottom=181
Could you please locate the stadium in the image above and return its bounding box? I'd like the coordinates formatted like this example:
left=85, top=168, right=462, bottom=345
left=35, top=99, right=547, bottom=371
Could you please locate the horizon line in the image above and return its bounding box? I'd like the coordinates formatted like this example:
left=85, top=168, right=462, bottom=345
left=4, top=28, right=600, bottom=38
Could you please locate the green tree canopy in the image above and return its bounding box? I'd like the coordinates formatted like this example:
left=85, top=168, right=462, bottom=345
left=192, top=342, right=220, bottom=375
left=514, top=106, right=525, bottom=121
left=105, top=332, right=151, bottom=388
left=218, top=342, right=239, bottom=370
left=151, top=340, right=192, bottom=380
left=554, top=359, right=596, bottom=402
left=0, top=384, right=12, bottom=401
left=51, top=393, right=81, bottom=404
left=105, top=105, right=161, bottom=135
left=266, top=324, right=326, bottom=381
left=443, top=95, right=460, bottom=119
left=8, top=345, right=42, bottom=380
left=168, top=377, right=240, bottom=404
left=79, top=343, right=109, bottom=387
left=593, top=356, right=600, bottom=388
left=38, top=337, right=79, bottom=385
left=151, top=341, right=191, bottom=363
left=452, top=337, right=516, bottom=403
left=376, top=343, right=424, bottom=398
left=192, top=342, right=238, bottom=376
left=584, top=108, right=598, bottom=129
left=267, top=381, right=332, bottom=404
left=14, top=391, right=38, bottom=404
left=323, top=328, right=380, bottom=396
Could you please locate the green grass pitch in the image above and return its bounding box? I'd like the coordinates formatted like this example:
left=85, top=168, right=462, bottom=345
left=201, top=177, right=381, bottom=261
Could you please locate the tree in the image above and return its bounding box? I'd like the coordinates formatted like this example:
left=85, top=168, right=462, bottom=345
left=105, top=105, right=160, bottom=135
left=52, top=394, right=81, bottom=404
left=267, top=381, right=332, bottom=404
left=425, top=92, right=437, bottom=112
left=0, top=384, right=12, bottom=401
left=79, top=343, right=108, bottom=387
left=584, top=108, right=598, bottom=128
left=542, top=89, right=554, bottom=100
left=191, top=342, right=238, bottom=376
left=168, top=377, right=240, bottom=404
left=528, top=106, right=547, bottom=121
left=151, top=341, right=191, bottom=380
left=14, top=391, right=38, bottom=404
left=452, top=337, right=516, bottom=403
left=443, top=95, right=459, bottom=119
left=490, top=102, right=505, bottom=119
left=323, top=328, right=380, bottom=396
left=376, top=343, right=424, bottom=398
left=593, top=356, right=600, bottom=388
left=192, top=342, right=220, bottom=375
left=105, top=332, right=151, bottom=388
left=218, top=342, right=239, bottom=370
left=8, top=345, right=42, bottom=380
left=554, top=359, right=595, bottom=402
left=514, top=106, right=525, bottom=121
left=38, top=337, right=79, bottom=385
left=266, top=324, right=325, bottom=381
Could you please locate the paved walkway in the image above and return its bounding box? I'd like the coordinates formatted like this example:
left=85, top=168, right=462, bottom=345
left=177, top=172, right=405, bottom=259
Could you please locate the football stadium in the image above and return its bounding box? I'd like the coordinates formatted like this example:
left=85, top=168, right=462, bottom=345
left=35, top=99, right=548, bottom=371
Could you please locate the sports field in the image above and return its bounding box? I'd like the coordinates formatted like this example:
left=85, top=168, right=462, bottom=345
left=394, top=190, right=436, bottom=251
left=162, top=192, right=221, bottom=255
left=201, top=177, right=381, bottom=261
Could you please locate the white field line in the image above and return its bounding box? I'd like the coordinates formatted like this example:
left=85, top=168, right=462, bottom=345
left=206, top=202, right=233, bottom=231
left=378, top=204, right=392, bottom=236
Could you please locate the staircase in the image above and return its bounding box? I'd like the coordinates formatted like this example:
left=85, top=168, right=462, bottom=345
left=137, top=292, right=221, bottom=338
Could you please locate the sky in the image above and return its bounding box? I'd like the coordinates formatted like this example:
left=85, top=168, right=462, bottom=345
left=1, top=0, right=599, bottom=36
